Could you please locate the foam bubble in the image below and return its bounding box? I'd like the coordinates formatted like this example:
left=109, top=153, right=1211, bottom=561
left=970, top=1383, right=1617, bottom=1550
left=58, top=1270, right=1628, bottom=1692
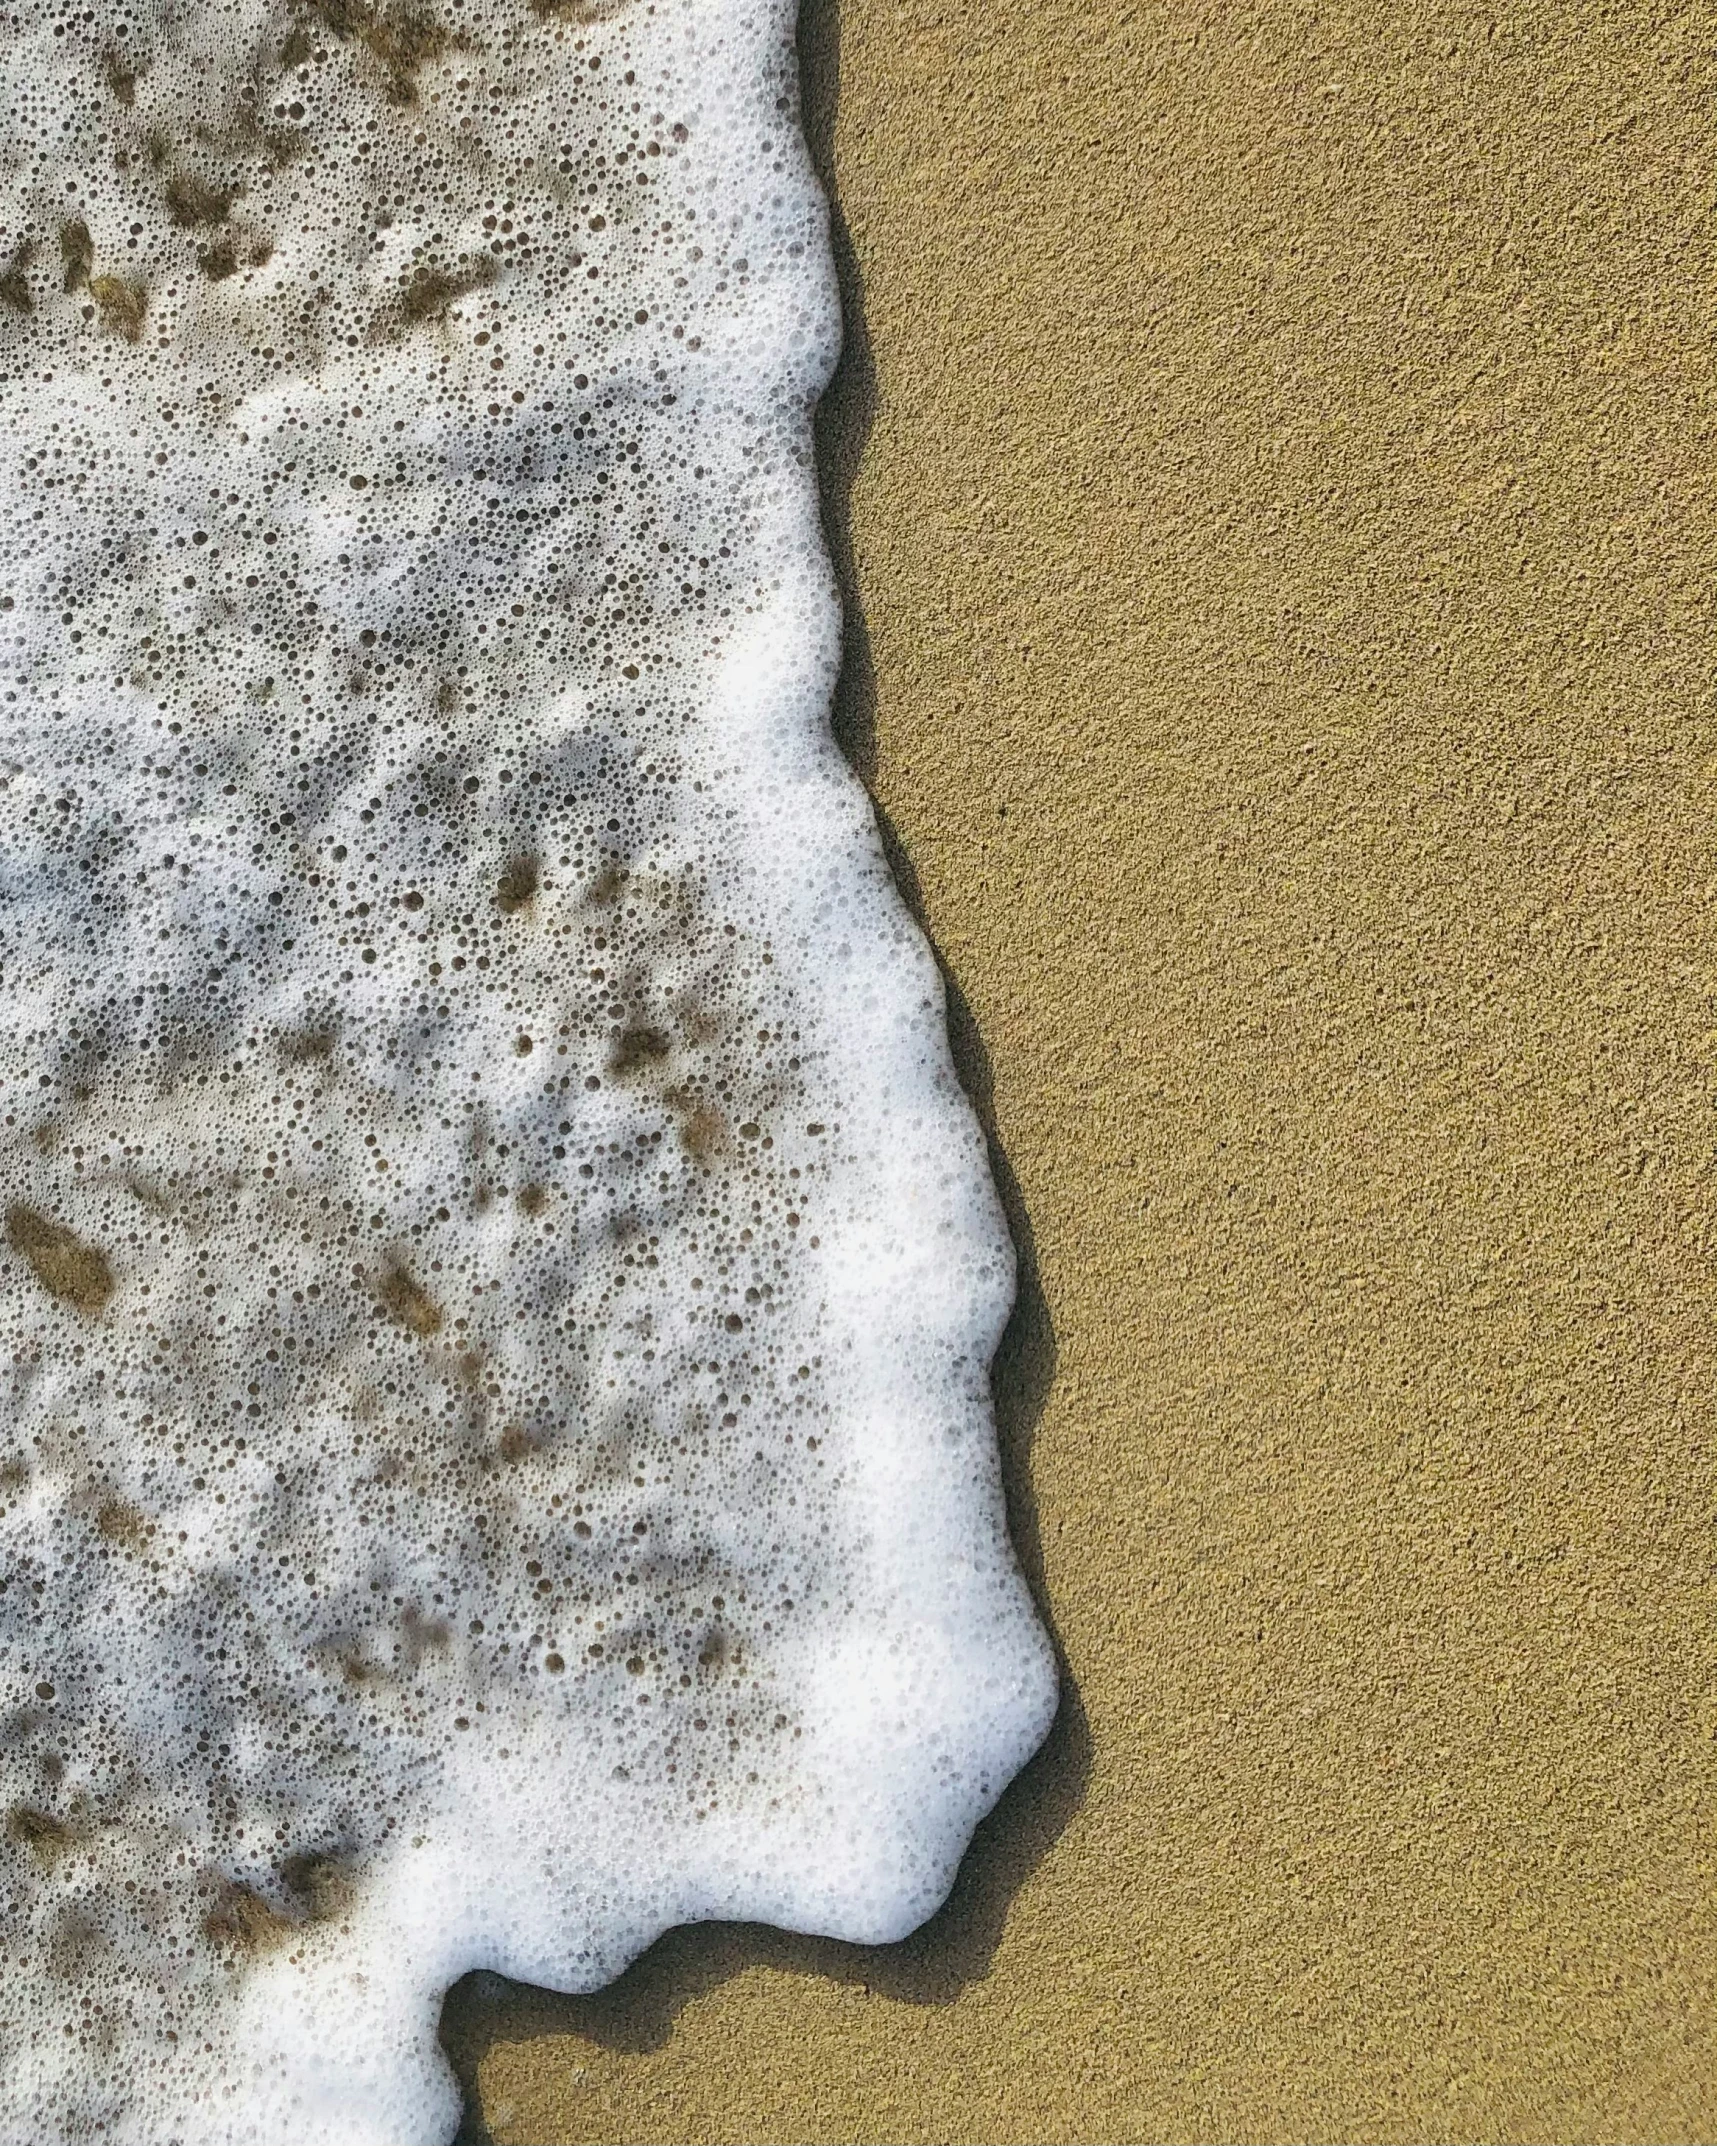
left=0, top=0, right=1055, bottom=2133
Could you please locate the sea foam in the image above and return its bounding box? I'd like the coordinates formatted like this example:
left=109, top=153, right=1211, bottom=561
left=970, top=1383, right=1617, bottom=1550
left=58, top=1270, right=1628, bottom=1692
left=0, top=0, right=1055, bottom=2134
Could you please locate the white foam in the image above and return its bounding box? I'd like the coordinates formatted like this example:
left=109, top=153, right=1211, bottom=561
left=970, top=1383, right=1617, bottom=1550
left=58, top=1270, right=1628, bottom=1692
left=0, top=0, right=1056, bottom=2134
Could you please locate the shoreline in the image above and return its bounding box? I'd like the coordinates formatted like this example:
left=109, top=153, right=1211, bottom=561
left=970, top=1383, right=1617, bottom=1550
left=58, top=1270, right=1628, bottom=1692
left=454, top=1, right=1717, bottom=2140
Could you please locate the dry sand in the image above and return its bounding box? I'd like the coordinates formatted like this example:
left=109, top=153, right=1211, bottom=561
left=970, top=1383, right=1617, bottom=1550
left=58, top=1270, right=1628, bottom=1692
left=441, top=1, right=1717, bottom=2137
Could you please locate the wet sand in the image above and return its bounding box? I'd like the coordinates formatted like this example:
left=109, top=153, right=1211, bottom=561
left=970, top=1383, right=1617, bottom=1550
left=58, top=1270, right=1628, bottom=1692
left=442, top=1, right=1717, bottom=2138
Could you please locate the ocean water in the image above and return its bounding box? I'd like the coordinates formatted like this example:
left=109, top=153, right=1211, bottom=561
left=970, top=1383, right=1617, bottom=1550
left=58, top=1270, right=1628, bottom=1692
left=0, top=0, right=1056, bottom=2135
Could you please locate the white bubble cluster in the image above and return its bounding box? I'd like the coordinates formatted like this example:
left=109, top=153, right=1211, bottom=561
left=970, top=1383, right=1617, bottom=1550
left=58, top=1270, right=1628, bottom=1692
left=0, top=0, right=1055, bottom=2135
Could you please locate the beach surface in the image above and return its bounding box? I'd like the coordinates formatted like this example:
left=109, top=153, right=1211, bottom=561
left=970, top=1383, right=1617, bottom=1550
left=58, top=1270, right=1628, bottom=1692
left=448, top=1, right=1717, bottom=2137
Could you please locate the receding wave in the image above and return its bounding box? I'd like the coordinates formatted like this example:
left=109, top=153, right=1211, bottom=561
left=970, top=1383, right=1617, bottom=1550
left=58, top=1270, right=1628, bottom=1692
left=0, top=0, right=1055, bottom=2135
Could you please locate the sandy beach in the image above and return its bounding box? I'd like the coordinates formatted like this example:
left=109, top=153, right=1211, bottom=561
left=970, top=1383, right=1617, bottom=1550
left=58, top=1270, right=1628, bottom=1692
left=444, top=1, right=1717, bottom=2137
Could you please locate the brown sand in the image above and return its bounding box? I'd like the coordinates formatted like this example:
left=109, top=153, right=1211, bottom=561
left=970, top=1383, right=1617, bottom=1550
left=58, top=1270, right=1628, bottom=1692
left=445, top=2, right=1717, bottom=2138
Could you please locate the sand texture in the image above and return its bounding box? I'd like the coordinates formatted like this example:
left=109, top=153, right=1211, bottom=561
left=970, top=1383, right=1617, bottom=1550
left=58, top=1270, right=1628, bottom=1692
left=441, top=1, right=1717, bottom=2138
